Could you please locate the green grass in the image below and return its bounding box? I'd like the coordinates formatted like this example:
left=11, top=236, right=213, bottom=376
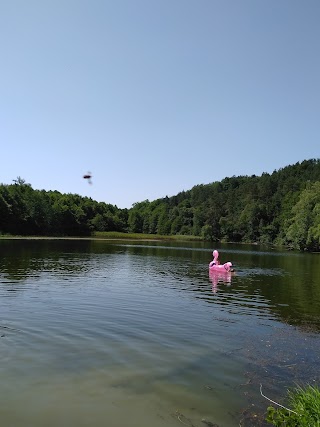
left=0, top=231, right=202, bottom=241
left=266, top=385, right=320, bottom=426
left=93, top=231, right=202, bottom=241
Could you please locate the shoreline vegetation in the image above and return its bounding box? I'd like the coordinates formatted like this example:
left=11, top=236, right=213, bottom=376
left=0, top=232, right=312, bottom=249
left=1, top=159, right=320, bottom=251
left=0, top=231, right=203, bottom=241
left=0, top=232, right=284, bottom=246
left=0, top=233, right=303, bottom=254
left=265, top=384, right=320, bottom=426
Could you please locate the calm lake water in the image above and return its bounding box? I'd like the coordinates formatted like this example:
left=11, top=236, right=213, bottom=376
left=0, top=239, right=319, bottom=427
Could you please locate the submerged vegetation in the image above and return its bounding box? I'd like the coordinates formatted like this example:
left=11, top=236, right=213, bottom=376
left=266, top=384, right=320, bottom=426
left=1, top=159, right=320, bottom=251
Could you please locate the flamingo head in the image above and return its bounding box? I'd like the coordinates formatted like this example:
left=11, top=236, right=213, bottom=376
left=212, top=250, right=219, bottom=260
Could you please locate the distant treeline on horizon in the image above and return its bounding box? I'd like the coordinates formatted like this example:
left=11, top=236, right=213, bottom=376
left=1, top=159, right=320, bottom=251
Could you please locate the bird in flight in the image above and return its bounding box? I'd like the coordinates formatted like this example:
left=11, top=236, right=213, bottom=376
left=83, top=172, right=92, bottom=185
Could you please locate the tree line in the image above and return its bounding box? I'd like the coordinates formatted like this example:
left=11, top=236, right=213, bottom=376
left=1, top=159, right=320, bottom=251
left=0, top=177, right=128, bottom=237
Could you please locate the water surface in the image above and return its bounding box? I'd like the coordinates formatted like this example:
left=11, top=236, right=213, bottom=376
left=0, top=239, right=319, bottom=427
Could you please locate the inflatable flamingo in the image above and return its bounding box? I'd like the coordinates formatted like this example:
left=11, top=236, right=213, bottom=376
left=209, top=250, right=234, bottom=272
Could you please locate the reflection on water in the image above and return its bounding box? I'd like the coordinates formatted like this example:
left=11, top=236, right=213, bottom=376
left=0, top=239, right=320, bottom=427
left=209, top=269, right=233, bottom=293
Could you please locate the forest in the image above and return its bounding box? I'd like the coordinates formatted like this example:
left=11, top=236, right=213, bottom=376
left=1, top=159, right=320, bottom=251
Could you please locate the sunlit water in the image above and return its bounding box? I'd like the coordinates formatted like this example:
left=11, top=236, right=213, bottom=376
left=0, top=239, right=319, bottom=427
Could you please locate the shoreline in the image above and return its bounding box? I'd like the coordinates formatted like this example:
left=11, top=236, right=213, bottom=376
left=0, top=235, right=200, bottom=243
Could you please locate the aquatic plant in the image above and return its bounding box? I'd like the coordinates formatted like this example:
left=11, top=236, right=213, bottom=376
left=265, top=384, right=320, bottom=426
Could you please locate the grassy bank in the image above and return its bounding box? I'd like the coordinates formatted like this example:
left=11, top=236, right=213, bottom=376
left=0, top=232, right=203, bottom=242
left=92, top=231, right=203, bottom=241
left=266, top=384, right=320, bottom=426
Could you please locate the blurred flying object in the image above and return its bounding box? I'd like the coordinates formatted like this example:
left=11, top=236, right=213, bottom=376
left=83, top=172, right=92, bottom=185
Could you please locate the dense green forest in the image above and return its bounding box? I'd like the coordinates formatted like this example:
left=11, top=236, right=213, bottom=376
left=1, top=159, right=320, bottom=251
left=0, top=177, right=129, bottom=237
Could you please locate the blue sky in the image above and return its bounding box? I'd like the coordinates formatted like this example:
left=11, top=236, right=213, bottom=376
left=1, top=0, right=319, bottom=208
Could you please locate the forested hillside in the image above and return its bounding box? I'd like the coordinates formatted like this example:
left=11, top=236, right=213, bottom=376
left=0, top=177, right=128, bottom=237
left=1, top=159, right=320, bottom=251
left=127, top=159, right=320, bottom=251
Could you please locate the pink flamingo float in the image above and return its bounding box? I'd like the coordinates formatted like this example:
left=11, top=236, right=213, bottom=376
left=209, top=250, right=234, bottom=272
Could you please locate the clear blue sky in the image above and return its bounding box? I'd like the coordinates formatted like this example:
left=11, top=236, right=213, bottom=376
left=1, top=0, right=319, bottom=208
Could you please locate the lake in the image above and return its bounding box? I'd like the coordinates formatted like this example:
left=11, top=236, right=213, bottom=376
left=0, top=239, right=319, bottom=427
